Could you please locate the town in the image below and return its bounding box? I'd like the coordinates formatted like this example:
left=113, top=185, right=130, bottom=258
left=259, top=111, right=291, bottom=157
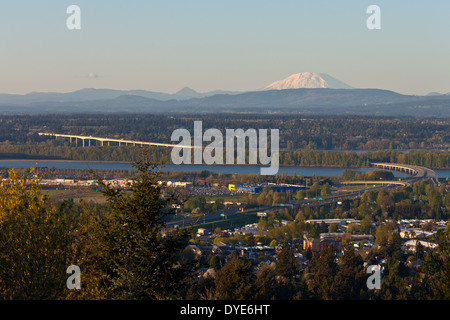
left=5, top=158, right=446, bottom=300
left=0, top=115, right=448, bottom=302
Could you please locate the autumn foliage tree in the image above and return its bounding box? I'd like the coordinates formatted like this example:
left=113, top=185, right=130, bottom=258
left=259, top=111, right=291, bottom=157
left=0, top=168, right=80, bottom=299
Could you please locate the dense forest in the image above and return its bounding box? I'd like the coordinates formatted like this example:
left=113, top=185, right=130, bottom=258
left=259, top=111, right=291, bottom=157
left=0, top=114, right=448, bottom=168
left=0, top=114, right=448, bottom=150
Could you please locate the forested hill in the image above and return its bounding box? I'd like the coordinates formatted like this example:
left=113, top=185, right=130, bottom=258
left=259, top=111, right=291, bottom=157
left=0, top=114, right=448, bottom=168
left=1, top=88, right=449, bottom=117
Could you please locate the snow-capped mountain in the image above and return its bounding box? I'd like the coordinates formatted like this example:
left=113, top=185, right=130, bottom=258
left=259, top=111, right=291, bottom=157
left=263, top=72, right=354, bottom=90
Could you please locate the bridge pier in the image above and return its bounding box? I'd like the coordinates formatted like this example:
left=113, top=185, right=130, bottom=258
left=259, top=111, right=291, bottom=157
left=38, top=131, right=191, bottom=150
left=370, top=162, right=439, bottom=186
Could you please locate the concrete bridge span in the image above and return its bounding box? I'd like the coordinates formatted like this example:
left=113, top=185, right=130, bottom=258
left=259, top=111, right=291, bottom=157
left=341, top=180, right=408, bottom=187
left=370, top=162, right=440, bottom=186
left=38, top=132, right=194, bottom=148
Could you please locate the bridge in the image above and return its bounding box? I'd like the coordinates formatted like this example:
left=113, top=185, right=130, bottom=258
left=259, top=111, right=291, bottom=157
left=370, top=162, right=440, bottom=186
left=341, top=180, right=409, bottom=187
left=38, top=132, right=195, bottom=149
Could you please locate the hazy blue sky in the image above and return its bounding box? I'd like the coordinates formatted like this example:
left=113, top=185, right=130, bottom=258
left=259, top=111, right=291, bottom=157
left=1, top=0, right=449, bottom=95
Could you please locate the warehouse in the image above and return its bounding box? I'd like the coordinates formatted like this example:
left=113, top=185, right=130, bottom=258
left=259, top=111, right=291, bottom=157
left=230, top=183, right=306, bottom=194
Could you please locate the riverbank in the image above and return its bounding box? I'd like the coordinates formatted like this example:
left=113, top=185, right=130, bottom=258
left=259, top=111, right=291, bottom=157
left=1, top=159, right=448, bottom=179
left=0, top=159, right=448, bottom=170
left=0, top=158, right=132, bottom=164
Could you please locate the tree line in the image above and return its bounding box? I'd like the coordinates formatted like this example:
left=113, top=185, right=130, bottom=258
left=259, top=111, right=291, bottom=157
left=1, top=141, right=448, bottom=168
left=0, top=113, right=448, bottom=152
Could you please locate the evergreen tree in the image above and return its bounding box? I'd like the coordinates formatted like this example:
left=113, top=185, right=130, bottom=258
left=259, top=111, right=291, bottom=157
left=254, top=264, right=277, bottom=300
left=422, top=231, right=450, bottom=299
left=214, top=251, right=255, bottom=300
left=87, top=152, right=192, bottom=299
left=306, top=245, right=337, bottom=300
left=276, top=245, right=298, bottom=280
left=331, top=247, right=367, bottom=300
left=374, top=259, right=409, bottom=300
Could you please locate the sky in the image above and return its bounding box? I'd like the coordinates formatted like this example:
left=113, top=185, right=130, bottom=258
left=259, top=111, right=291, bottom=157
left=0, top=0, right=449, bottom=95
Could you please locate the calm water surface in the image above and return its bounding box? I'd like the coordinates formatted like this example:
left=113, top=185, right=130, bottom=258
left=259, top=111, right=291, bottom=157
left=1, top=160, right=448, bottom=178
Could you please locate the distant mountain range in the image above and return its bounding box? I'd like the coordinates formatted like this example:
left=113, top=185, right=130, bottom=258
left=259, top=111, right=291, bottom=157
left=0, top=73, right=449, bottom=117
left=0, top=87, right=242, bottom=105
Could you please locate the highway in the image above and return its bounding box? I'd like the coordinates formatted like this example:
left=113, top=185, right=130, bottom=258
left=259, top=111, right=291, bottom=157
left=33, top=139, right=442, bottom=231
left=164, top=186, right=385, bottom=230
left=165, top=205, right=247, bottom=229
left=166, top=162, right=441, bottom=230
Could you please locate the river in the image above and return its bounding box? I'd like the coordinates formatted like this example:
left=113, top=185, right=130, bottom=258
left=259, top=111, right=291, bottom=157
left=0, top=160, right=449, bottom=178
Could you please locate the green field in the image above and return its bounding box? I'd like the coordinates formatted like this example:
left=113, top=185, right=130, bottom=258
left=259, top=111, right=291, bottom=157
left=336, top=184, right=384, bottom=191
left=204, top=194, right=247, bottom=203
left=43, top=189, right=107, bottom=203
left=190, top=214, right=259, bottom=234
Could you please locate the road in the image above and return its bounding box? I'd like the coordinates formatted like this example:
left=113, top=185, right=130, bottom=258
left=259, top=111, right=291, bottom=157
left=165, top=162, right=441, bottom=229
left=165, top=182, right=411, bottom=230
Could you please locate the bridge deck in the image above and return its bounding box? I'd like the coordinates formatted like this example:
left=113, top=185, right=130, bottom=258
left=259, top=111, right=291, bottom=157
left=371, top=162, right=440, bottom=186
left=38, top=132, right=194, bottom=148
left=341, top=180, right=408, bottom=186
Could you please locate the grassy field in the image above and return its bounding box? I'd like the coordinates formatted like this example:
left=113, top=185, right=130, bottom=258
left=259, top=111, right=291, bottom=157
left=190, top=214, right=259, bottom=234
left=43, top=189, right=77, bottom=198
left=336, top=184, right=384, bottom=192
left=75, top=191, right=107, bottom=203
left=204, top=194, right=247, bottom=203
left=43, top=189, right=107, bottom=203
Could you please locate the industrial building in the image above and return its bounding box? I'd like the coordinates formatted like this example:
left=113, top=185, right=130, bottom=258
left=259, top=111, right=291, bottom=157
left=229, top=183, right=306, bottom=194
